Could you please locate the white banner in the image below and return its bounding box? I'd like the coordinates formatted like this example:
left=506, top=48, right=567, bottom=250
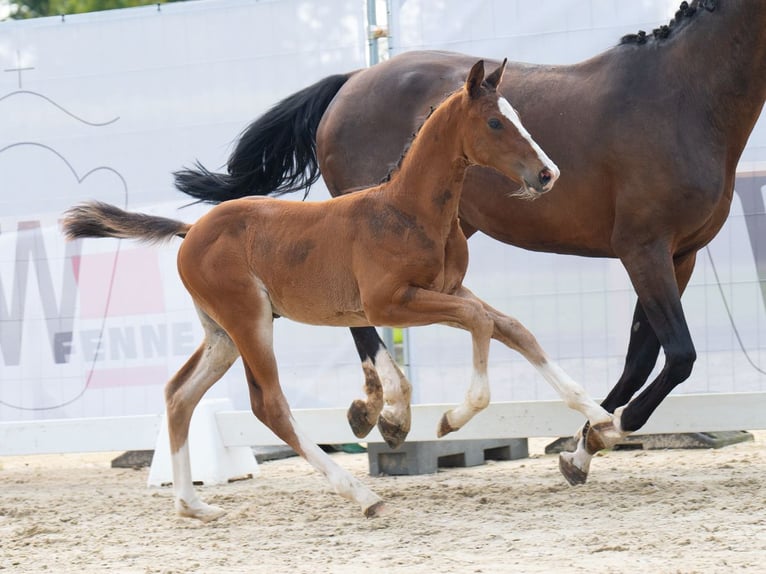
left=0, top=0, right=368, bottom=422
left=1, top=1, right=764, bottom=425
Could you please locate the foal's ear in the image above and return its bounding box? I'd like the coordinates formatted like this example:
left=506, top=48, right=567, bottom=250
left=484, top=58, right=507, bottom=90
left=466, top=60, right=485, bottom=99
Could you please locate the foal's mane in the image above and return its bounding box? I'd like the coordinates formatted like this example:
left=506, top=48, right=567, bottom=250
left=379, top=88, right=458, bottom=184
left=619, top=0, right=717, bottom=46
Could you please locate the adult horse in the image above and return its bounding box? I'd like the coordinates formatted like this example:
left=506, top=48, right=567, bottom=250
left=63, top=62, right=610, bottom=521
left=175, top=1, right=766, bottom=483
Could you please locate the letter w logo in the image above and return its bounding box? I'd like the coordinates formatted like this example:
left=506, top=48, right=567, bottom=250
left=0, top=221, right=80, bottom=365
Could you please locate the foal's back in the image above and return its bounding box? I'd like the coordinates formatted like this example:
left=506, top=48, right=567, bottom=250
left=177, top=195, right=375, bottom=326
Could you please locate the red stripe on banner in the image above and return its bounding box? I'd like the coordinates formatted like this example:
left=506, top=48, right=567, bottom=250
left=79, top=248, right=165, bottom=319
left=87, top=365, right=168, bottom=389
left=70, top=254, right=81, bottom=281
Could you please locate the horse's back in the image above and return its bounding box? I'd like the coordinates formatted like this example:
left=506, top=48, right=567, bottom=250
left=317, top=50, right=622, bottom=253
left=315, top=45, right=735, bottom=256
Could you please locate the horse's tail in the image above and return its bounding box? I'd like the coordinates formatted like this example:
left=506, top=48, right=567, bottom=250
left=174, top=72, right=353, bottom=204
left=62, top=201, right=191, bottom=244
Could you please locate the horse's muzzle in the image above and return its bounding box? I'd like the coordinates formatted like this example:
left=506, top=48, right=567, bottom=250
left=538, top=166, right=558, bottom=192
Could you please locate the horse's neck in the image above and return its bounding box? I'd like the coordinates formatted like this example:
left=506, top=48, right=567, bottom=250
left=671, top=3, right=766, bottom=142
left=388, top=98, right=469, bottom=222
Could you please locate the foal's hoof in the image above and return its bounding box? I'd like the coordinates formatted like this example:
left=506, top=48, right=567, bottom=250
left=364, top=500, right=387, bottom=518
left=436, top=412, right=456, bottom=438
left=585, top=420, right=617, bottom=454
left=558, top=452, right=588, bottom=486
left=176, top=500, right=226, bottom=523
left=347, top=399, right=376, bottom=439
left=377, top=412, right=410, bottom=449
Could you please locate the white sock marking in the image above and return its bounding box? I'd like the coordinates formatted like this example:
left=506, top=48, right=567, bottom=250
left=536, top=361, right=611, bottom=424
left=375, top=347, right=411, bottom=421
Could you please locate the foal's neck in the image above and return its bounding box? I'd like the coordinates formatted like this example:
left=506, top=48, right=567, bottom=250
left=387, top=95, right=470, bottom=221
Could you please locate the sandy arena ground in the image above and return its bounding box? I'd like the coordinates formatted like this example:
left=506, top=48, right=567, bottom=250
left=1, top=432, right=764, bottom=574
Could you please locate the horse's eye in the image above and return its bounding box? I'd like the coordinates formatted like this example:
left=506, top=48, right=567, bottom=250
left=488, top=117, right=502, bottom=130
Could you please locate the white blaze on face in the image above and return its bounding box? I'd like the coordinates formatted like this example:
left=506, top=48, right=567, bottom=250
left=497, top=96, right=560, bottom=183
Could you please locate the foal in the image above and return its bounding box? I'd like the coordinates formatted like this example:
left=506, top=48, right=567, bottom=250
left=63, top=60, right=614, bottom=521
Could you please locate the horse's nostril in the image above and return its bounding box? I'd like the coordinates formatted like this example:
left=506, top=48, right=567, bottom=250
left=539, top=168, right=553, bottom=187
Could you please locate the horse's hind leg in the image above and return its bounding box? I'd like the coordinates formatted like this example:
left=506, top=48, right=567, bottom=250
left=347, top=327, right=411, bottom=449
left=165, top=307, right=239, bottom=521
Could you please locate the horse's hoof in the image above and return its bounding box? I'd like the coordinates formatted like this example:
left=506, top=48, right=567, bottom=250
left=585, top=421, right=614, bottom=454
left=364, top=500, right=387, bottom=518
left=176, top=500, right=226, bottom=523
left=377, top=414, right=409, bottom=449
left=558, top=452, right=588, bottom=486
left=347, top=399, right=376, bottom=439
left=436, top=413, right=455, bottom=438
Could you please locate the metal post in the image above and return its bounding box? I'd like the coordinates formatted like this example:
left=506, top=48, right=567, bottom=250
left=367, top=0, right=380, bottom=65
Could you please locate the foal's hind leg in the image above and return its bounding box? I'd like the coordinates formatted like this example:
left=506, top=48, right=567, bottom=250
left=165, top=307, right=239, bottom=521
left=471, top=293, right=627, bottom=483
left=347, top=327, right=412, bottom=449
left=215, top=285, right=384, bottom=517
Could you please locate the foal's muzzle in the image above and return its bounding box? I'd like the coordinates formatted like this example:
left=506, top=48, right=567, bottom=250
left=538, top=167, right=555, bottom=190
left=522, top=166, right=558, bottom=195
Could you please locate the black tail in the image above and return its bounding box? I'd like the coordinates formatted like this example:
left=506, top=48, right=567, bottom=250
left=174, top=72, right=352, bottom=204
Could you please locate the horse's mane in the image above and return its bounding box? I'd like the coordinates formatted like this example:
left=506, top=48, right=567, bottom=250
left=379, top=91, right=452, bottom=184
left=619, top=0, right=717, bottom=46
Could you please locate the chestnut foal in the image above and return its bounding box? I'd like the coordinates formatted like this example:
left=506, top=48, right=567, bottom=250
left=63, top=60, right=616, bottom=521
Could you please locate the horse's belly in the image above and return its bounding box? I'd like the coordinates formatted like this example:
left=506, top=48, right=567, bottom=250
left=265, top=282, right=369, bottom=327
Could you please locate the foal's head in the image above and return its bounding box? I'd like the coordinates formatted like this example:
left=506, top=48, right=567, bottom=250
left=459, top=59, right=559, bottom=198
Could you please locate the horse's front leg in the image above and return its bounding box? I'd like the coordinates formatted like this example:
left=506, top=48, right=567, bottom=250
left=563, top=248, right=698, bottom=484
left=347, top=326, right=412, bottom=449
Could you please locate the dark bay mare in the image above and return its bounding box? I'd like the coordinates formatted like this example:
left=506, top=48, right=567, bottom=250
left=65, top=62, right=601, bottom=520
left=174, top=1, right=766, bottom=483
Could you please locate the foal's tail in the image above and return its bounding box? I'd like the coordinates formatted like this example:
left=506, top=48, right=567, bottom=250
left=174, top=72, right=353, bottom=204
left=62, top=201, right=191, bottom=244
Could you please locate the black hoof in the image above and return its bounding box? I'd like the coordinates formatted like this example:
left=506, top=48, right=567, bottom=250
left=347, top=400, right=376, bottom=439
left=364, top=500, right=386, bottom=518
left=377, top=415, right=409, bottom=449
left=559, top=452, right=588, bottom=485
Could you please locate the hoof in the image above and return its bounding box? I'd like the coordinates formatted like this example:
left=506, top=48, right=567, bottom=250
left=558, top=452, right=588, bottom=486
left=176, top=500, right=226, bottom=523
left=377, top=415, right=409, bottom=449
left=347, top=399, right=376, bottom=439
left=436, top=412, right=455, bottom=438
left=585, top=421, right=614, bottom=454
left=364, top=500, right=387, bottom=518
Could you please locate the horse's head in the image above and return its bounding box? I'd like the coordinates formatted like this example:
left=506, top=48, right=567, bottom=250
left=460, top=59, right=559, bottom=198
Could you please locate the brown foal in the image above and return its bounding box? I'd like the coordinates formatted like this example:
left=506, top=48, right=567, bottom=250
left=62, top=60, right=614, bottom=521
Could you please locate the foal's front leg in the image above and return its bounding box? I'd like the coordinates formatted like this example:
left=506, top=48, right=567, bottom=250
left=363, top=286, right=495, bottom=438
